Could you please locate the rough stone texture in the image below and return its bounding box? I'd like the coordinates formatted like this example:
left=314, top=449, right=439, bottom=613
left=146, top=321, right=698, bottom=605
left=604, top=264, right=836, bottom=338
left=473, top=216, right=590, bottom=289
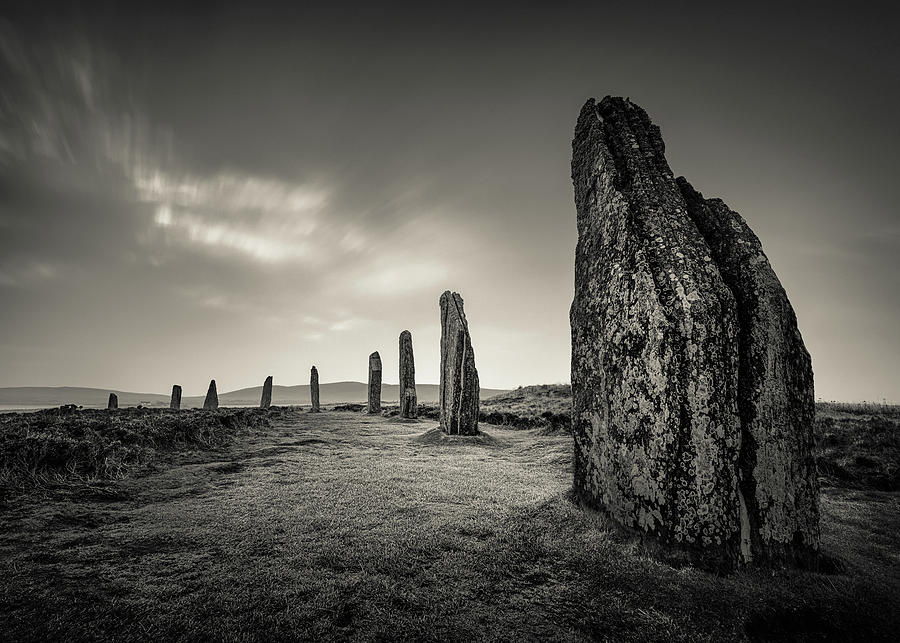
left=107, top=393, right=118, bottom=410
left=170, top=385, right=182, bottom=410
left=439, top=291, right=479, bottom=435
left=203, top=380, right=218, bottom=410
left=367, top=352, right=382, bottom=414
left=399, top=330, right=417, bottom=418
left=678, top=178, right=820, bottom=566
left=570, top=96, right=819, bottom=570
left=260, top=375, right=273, bottom=409
left=310, top=366, right=320, bottom=412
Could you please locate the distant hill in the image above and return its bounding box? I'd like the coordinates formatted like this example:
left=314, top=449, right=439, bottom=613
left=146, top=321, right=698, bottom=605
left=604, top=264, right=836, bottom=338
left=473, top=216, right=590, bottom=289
left=0, top=383, right=508, bottom=409
left=0, top=387, right=170, bottom=408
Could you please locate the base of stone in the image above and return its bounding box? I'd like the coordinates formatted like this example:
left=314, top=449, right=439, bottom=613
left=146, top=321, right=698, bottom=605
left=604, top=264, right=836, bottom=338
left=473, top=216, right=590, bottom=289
left=414, top=427, right=500, bottom=447
left=572, top=488, right=831, bottom=573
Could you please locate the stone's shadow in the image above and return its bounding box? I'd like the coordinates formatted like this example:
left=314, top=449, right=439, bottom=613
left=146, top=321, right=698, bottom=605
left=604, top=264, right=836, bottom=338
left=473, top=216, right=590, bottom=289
left=413, top=426, right=503, bottom=447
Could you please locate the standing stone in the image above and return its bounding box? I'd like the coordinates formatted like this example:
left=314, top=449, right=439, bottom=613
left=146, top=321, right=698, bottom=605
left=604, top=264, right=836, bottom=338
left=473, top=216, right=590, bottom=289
left=399, top=330, right=417, bottom=418
left=260, top=375, right=273, bottom=409
left=170, top=385, right=182, bottom=410
left=107, top=393, right=118, bottom=410
left=439, top=291, right=479, bottom=435
left=310, top=366, right=320, bottom=412
left=367, top=352, right=382, bottom=414
left=203, top=379, right=218, bottom=410
left=570, top=95, right=819, bottom=570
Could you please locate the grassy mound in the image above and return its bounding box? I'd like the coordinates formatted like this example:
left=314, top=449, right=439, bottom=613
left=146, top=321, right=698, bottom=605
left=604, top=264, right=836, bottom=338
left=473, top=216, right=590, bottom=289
left=413, top=426, right=504, bottom=446
left=0, top=406, right=270, bottom=492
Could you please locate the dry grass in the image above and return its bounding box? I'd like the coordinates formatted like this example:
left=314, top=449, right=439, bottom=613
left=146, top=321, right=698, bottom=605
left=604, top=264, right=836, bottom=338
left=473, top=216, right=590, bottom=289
left=815, top=404, right=900, bottom=490
left=0, top=409, right=898, bottom=641
left=0, top=407, right=270, bottom=494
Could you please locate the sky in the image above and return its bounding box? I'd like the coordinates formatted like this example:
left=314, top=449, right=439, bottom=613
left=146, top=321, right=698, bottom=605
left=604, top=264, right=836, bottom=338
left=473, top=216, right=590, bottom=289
left=0, top=2, right=898, bottom=401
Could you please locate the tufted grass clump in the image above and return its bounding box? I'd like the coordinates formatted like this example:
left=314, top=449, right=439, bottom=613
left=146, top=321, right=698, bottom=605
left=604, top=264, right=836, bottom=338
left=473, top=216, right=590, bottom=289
left=0, top=406, right=270, bottom=491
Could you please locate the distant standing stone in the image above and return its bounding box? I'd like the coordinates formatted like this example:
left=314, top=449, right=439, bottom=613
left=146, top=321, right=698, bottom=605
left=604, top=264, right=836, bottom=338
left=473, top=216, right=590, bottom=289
left=310, top=366, right=321, bottom=412
left=399, top=330, right=417, bottom=418
left=203, top=379, right=218, bottom=410
left=107, top=393, right=118, bottom=410
left=170, top=385, right=182, bottom=410
left=260, top=375, right=273, bottom=409
left=367, top=352, right=382, bottom=414
left=439, top=291, right=479, bottom=435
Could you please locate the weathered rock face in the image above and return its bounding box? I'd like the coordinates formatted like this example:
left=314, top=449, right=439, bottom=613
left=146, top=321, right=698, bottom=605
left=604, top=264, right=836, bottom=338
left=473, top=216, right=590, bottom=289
left=170, top=385, right=182, bottom=410
left=310, top=366, right=320, bottom=412
left=203, top=380, right=218, bottom=410
left=399, top=330, right=417, bottom=418
left=367, top=352, right=382, bottom=414
left=570, top=96, right=819, bottom=569
left=260, top=375, right=273, bottom=409
left=677, top=178, right=820, bottom=566
left=439, top=291, right=479, bottom=435
left=107, top=393, right=118, bottom=410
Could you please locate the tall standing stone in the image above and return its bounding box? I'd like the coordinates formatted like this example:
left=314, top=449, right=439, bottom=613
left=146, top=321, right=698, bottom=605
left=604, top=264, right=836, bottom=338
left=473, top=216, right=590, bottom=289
left=367, top=352, right=382, bottom=414
left=310, top=366, right=320, bottom=412
left=399, top=330, right=417, bottom=418
left=203, top=379, right=218, bottom=410
left=570, top=95, right=819, bottom=569
left=260, top=375, right=273, bottom=409
left=439, top=291, right=479, bottom=435
left=107, top=393, right=118, bottom=410
left=170, top=385, right=182, bottom=410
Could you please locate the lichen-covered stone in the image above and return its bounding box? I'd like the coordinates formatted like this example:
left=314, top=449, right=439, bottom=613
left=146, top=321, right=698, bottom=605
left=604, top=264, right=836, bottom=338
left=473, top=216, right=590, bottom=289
left=310, top=366, right=320, bottom=413
left=203, top=379, right=218, bottom=410
left=399, top=330, right=417, bottom=419
left=678, top=178, right=820, bottom=566
left=368, top=352, right=382, bottom=414
left=260, top=375, right=273, bottom=409
left=107, top=393, right=118, bottom=410
left=439, top=291, right=479, bottom=435
left=170, top=385, right=182, bottom=410
left=571, top=96, right=819, bottom=570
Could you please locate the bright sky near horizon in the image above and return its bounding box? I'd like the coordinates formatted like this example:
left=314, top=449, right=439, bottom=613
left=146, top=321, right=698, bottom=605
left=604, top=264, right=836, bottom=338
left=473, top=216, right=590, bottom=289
left=0, top=2, right=898, bottom=401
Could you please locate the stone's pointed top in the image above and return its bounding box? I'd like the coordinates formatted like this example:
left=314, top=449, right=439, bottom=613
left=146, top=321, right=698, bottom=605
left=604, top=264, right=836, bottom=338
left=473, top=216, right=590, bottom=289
left=311, top=365, right=317, bottom=373
left=369, top=351, right=382, bottom=368
left=440, top=291, right=470, bottom=331
left=107, top=393, right=118, bottom=410
left=400, top=329, right=412, bottom=339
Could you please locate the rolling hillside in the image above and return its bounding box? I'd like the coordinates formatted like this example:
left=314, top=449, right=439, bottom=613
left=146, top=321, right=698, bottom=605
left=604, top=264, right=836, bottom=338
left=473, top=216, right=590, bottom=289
left=0, top=383, right=507, bottom=409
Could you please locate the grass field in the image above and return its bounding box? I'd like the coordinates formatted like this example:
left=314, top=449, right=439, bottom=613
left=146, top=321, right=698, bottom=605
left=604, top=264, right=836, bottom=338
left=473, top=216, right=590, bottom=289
left=1, top=407, right=898, bottom=641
